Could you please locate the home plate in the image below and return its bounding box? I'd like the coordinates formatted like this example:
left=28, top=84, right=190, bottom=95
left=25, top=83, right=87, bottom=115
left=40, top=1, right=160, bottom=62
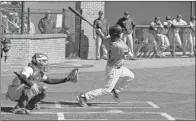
left=105, top=110, right=123, bottom=113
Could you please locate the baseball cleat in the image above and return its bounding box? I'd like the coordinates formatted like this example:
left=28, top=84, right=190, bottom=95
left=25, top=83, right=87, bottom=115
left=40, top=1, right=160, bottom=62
left=12, top=107, right=30, bottom=115
left=76, top=93, right=88, bottom=107
left=26, top=103, right=40, bottom=110
left=110, top=89, right=120, bottom=102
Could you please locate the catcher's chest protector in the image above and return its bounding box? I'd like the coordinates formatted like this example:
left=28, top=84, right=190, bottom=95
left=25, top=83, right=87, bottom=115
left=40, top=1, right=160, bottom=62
left=28, top=63, right=44, bottom=82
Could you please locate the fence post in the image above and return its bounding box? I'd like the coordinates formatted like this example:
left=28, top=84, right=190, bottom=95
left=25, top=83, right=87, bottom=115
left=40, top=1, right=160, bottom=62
left=172, top=29, right=176, bottom=57
left=78, top=8, right=82, bottom=58
left=133, top=29, right=136, bottom=57
left=27, top=8, right=30, bottom=33
left=62, top=8, right=65, bottom=30
left=20, top=1, right=24, bottom=34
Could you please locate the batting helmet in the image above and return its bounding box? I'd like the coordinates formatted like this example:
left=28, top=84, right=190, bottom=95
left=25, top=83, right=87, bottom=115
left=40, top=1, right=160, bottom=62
left=109, top=25, right=123, bottom=39
left=32, top=53, right=49, bottom=72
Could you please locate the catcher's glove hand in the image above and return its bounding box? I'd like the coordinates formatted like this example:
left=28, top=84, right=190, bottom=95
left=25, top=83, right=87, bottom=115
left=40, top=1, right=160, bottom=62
left=67, top=68, right=79, bottom=83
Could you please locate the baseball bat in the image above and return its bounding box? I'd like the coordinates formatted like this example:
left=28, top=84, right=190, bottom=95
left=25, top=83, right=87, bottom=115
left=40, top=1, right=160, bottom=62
left=68, top=7, right=96, bottom=29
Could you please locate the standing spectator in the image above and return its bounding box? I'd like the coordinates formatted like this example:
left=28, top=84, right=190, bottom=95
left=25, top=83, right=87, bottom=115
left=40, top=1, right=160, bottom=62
left=190, top=16, right=195, bottom=55
left=93, top=11, right=109, bottom=60
left=116, top=12, right=136, bottom=60
left=142, top=17, right=163, bottom=57
left=182, top=16, right=195, bottom=57
left=38, top=11, right=55, bottom=34
left=172, top=15, right=187, bottom=55
left=164, top=16, right=173, bottom=49
left=24, top=16, right=36, bottom=35
left=156, top=18, right=171, bottom=57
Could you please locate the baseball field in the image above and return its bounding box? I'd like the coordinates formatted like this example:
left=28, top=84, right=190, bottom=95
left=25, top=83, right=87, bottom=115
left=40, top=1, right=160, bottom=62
left=1, top=57, right=195, bottom=120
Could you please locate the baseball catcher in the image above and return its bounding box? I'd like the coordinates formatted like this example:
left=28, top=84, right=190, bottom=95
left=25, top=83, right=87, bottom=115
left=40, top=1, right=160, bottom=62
left=5, top=53, right=78, bottom=114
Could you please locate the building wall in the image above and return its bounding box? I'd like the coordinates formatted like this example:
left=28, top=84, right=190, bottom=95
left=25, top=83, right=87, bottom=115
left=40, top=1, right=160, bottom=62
left=80, top=1, right=105, bottom=59
left=105, top=1, right=191, bottom=25
left=1, top=34, right=66, bottom=70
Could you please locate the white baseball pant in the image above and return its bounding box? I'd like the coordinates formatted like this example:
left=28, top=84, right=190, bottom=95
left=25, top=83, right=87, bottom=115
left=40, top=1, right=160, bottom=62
left=123, top=33, right=134, bottom=57
left=84, top=65, right=135, bottom=101
left=172, top=32, right=182, bottom=47
left=96, top=35, right=108, bottom=59
left=157, top=34, right=170, bottom=49
left=192, top=32, right=195, bottom=52
left=182, top=33, right=194, bottom=55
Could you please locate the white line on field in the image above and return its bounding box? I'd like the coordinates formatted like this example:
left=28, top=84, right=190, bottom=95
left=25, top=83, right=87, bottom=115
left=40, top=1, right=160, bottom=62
left=55, top=102, right=62, bottom=108
left=41, top=106, right=154, bottom=109
left=0, top=111, right=166, bottom=115
left=57, top=112, right=65, bottom=120
left=55, top=102, right=65, bottom=120
left=161, top=113, right=176, bottom=120
left=147, top=101, right=160, bottom=108
left=58, top=101, right=151, bottom=104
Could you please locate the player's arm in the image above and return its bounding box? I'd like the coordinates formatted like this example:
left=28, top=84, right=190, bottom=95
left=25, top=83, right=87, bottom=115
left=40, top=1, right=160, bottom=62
left=190, top=22, right=195, bottom=32
left=93, top=20, right=97, bottom=38
left=14, top=67, right=34, bottom=87
left=42, top=75, right=69, bottom=85
left=38, top=19, right=44, bottom=33
left=131, top=19, right=136, bottom=31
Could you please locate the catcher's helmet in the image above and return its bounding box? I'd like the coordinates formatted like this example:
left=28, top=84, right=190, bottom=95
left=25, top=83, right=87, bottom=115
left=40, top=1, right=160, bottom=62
left=109, top=25, right=123, bottom=39
left=32, top=53, right=49, bottom=72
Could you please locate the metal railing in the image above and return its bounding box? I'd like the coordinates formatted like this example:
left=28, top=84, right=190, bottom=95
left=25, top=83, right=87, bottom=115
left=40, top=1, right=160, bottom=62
left=133, top=25, right=194, bottom=57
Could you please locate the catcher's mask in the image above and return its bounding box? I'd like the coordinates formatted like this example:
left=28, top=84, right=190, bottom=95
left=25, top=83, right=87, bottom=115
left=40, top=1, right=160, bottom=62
left=32, top=53, right=49, bottom=72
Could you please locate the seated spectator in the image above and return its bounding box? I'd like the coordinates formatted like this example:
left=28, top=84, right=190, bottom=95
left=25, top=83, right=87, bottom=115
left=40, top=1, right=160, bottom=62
left=38, top=11, right=55, bottom=34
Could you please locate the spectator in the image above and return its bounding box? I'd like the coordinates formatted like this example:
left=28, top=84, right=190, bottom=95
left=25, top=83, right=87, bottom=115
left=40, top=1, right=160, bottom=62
left=190, top=16, right=195, bottom=55
left=171, top=15, right=187, bottom=56
left=164, top=16, right=173, bottom=48
left=156, top=18, right=171, bottom=57
left=24, top=16, right=36, bottom=35
left=38, top=11, right=55, bottom=34
left=182, top=16, right=195, bottom=57
left=116, top=12, right=136, bottom=60
left=141, top=17, right=163, bottom=57
left=93, top=10, right=109, bottom=60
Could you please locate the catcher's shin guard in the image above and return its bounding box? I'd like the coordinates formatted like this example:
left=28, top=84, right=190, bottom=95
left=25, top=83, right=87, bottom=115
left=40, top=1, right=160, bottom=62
left=26, top=89, right=46, bottom=110
left=17, top=86, right=40, bottom=109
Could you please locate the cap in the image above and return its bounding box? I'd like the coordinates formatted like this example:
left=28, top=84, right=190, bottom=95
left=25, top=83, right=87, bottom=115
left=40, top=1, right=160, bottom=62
left=98, top=11, right=103, bottom=14
left=124, top=11, right=129, bottom=15
left=166, top=16, right=171, bottom=20
left=155, top=16, right=160, bottom=20
left=177, top=14, right=182, bottom=18
left=191, top=16, right=196, bottom=20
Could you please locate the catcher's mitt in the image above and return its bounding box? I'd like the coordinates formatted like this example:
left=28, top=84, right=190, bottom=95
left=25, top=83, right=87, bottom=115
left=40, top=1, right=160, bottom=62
left=67, top=68, right=79, bottom=83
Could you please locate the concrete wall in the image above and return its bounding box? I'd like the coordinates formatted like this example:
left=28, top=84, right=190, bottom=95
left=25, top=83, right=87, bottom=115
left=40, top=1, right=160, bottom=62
left=105, top=1, right=191, bottom=26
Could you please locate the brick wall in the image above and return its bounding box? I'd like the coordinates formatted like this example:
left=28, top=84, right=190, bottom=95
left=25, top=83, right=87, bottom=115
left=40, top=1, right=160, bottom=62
left=1, top=34, right=67, bottom=70
left=79, top=1, right=105, bottom=59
